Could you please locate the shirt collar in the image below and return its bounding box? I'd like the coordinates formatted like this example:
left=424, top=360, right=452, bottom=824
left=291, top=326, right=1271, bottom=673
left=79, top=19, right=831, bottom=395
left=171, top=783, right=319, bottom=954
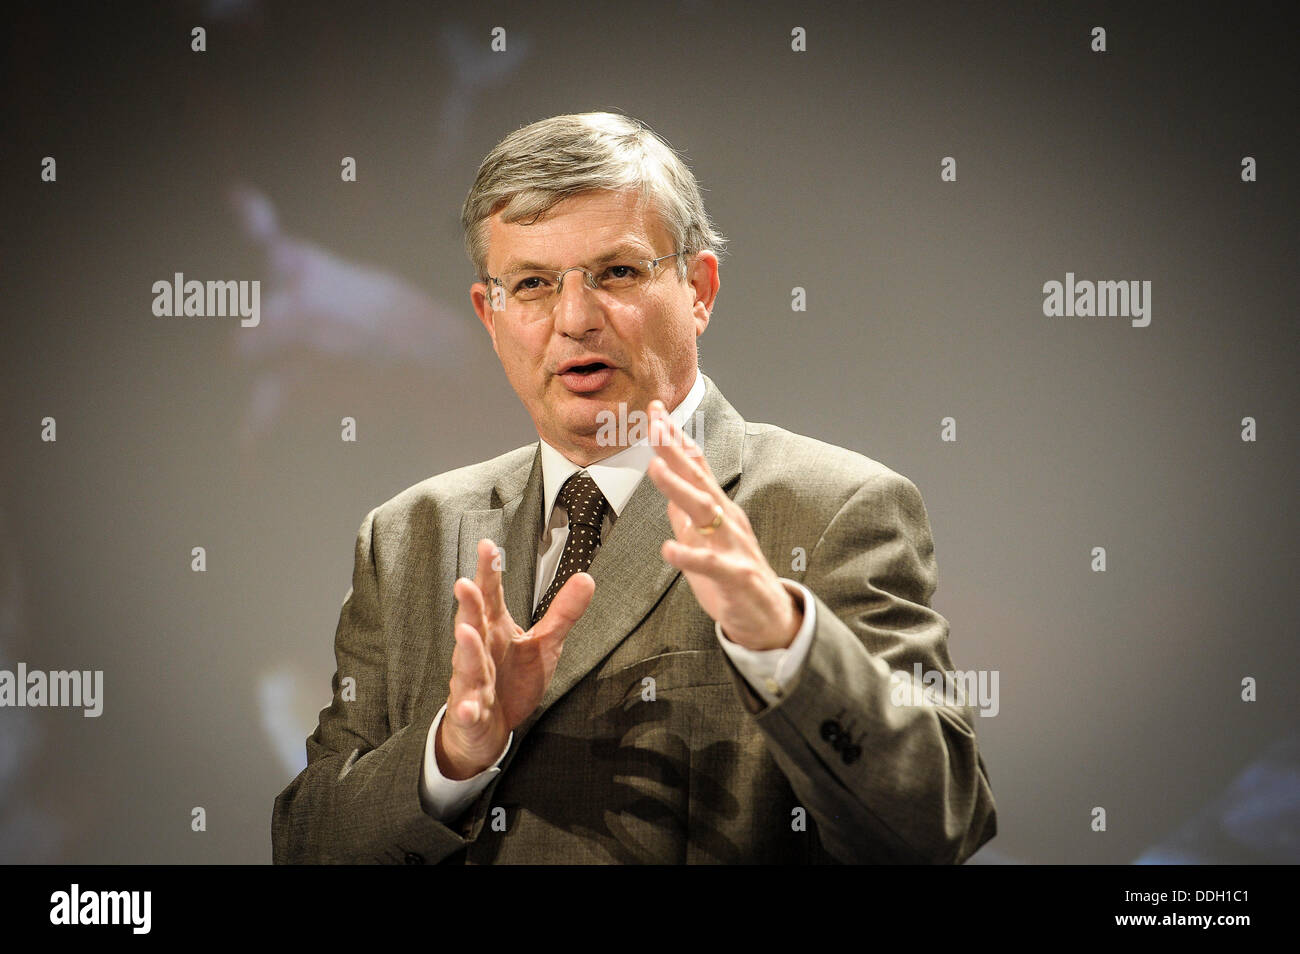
left=538, top=369, right=705, bottom=522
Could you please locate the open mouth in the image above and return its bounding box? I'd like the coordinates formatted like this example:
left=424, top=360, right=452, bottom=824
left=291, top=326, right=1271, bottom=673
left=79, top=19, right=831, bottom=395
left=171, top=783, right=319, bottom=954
left=558, top=362, right=616, bottom=393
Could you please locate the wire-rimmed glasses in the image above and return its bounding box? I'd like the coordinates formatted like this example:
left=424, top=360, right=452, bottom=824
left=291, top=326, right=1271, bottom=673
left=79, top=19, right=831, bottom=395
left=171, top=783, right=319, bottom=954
left=487, top=250, right=690, bottom=314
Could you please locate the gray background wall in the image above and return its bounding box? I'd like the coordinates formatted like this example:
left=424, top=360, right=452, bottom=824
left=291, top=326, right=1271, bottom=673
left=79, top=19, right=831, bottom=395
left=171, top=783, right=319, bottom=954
left=1, top=0, right=1295, bottom=863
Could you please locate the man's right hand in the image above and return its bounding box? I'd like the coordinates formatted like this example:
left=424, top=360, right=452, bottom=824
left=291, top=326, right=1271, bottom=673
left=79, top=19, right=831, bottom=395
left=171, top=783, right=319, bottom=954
left=435, top=537, right=595, bottom=780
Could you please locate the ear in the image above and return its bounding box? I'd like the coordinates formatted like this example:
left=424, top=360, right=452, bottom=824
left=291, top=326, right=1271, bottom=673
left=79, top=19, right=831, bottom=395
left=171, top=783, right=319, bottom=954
left=687, top=250, right=720, bottom=335
left=470, top=280, right=500, bottom=355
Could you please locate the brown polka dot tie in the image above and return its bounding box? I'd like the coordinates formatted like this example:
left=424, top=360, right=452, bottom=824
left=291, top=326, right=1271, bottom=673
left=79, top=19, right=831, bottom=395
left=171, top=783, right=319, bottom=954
left=532, top=470, right=609, bottom=626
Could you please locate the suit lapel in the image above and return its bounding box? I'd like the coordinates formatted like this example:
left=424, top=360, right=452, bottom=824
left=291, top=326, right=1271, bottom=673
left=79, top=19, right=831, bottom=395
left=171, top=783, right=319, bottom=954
left=457, top=446, right=544, bottom=630
left=518, top=372, right=746, bottom=736
left=452, top=374, right=747, bottom=754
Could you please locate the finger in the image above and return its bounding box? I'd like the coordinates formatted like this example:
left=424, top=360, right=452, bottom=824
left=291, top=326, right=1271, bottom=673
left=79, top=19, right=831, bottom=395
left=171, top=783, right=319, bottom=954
left=661, top=538, right=745, bottom=580
left=665, top=498, right=693, bottom=540
left=450, top=621, right=489, bottom=693
left=453, top=576, right=487, bottom=639
left=649, top=406, right=704, bottom=476
left=474, top=538, right=508, bottom=624
left=651, top=422, right=727, bottom=512
left=649, top=401, right=721, bottom=493
left=648, top=454, right=729, bottom=539
left=529, top=571, right=595, bottom=648
left=448, top=621, right=493, bottom=725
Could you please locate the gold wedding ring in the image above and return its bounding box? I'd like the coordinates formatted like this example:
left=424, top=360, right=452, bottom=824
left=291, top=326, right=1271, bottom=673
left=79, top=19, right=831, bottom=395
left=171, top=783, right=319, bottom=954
left=695, top=504, right=725, bottom=535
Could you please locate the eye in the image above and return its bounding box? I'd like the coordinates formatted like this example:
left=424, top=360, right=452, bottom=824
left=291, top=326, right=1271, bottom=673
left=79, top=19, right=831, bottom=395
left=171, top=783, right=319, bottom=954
left=601, top=264, right=644, bottom=284
left=511, top=274, right=552, bottom=295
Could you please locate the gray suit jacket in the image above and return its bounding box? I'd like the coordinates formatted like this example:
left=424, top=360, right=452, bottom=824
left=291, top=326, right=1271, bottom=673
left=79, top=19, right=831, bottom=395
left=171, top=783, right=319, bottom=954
left=272, top=373, right=996, bottom=863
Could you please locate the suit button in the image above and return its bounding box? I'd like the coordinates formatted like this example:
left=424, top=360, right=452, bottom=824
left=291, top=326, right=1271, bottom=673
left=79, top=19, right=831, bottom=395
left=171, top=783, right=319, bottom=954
left=404, top=851, right=425, bottom=865
left=820, top=719, right=842, bottom=744
left=841, top=743, right=862, bottom=765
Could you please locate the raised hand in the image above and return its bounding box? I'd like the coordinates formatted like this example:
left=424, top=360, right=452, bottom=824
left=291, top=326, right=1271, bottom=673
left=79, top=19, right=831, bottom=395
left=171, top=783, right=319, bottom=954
left=645, top=400, right=803, bottom=651
left=436, top=538, right=595, bottom=779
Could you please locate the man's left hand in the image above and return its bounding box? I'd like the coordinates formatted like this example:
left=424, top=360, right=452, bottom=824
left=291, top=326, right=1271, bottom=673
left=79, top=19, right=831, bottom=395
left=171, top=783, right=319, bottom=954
left=645, top=399, right=801, bottom=651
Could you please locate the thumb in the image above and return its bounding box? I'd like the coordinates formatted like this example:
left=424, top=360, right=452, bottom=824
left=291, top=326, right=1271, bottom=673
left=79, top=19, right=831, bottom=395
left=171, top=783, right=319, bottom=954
left=530, top=572, right=595, bottom=647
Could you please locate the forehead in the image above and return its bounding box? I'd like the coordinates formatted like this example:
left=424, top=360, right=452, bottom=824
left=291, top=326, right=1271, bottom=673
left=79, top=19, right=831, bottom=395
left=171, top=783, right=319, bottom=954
left=486, top=189, right=671, bottom=272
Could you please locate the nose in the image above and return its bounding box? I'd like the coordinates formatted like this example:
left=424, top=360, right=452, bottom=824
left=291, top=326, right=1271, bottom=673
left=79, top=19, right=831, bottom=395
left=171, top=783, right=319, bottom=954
left=551, top=268, right=606, bottom=338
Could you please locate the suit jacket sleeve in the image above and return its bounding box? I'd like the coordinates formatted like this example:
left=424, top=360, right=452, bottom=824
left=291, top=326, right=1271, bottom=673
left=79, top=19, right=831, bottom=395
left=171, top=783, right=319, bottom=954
left=271, top=507, right=467, bottom=864
left=722, top=471, right=997, bottom=864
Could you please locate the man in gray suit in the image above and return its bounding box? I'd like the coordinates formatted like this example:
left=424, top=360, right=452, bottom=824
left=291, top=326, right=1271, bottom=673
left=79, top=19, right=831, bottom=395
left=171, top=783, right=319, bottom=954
left=272, top=112, right=997, bottom=864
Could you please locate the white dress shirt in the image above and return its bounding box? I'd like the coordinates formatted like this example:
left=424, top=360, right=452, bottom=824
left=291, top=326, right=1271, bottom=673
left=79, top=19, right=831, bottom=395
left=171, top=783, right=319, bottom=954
left=420, top=369, right=818, bottom=821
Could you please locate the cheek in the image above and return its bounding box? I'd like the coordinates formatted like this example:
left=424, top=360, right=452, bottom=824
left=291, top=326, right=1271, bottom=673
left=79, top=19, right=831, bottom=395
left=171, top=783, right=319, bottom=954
left=496, top=323, right=534, bottom=361
left=503, top=326, right=552, bottom=388
left=647, top=296, right=694, bottom=349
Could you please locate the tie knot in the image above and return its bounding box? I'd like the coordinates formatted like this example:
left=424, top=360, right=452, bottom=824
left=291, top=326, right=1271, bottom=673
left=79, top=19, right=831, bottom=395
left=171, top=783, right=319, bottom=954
left=557, top=470, right=609, bottom=530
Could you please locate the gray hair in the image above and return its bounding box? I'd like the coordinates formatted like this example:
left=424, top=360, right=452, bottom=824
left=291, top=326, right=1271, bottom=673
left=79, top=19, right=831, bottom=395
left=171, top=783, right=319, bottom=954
left=461, top=112, right=728, bottom=281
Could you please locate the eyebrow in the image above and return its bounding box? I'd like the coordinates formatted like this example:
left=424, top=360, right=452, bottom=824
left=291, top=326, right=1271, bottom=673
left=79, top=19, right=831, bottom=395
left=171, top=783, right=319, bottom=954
left=498, top=242, right=655, bottom=274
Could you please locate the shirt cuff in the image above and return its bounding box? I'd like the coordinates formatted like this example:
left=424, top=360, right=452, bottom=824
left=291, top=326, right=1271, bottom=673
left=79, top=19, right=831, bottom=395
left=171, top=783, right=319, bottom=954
left=713, top=578, right=816, bottom=707
left=419, top=702, right=513, bottom=822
